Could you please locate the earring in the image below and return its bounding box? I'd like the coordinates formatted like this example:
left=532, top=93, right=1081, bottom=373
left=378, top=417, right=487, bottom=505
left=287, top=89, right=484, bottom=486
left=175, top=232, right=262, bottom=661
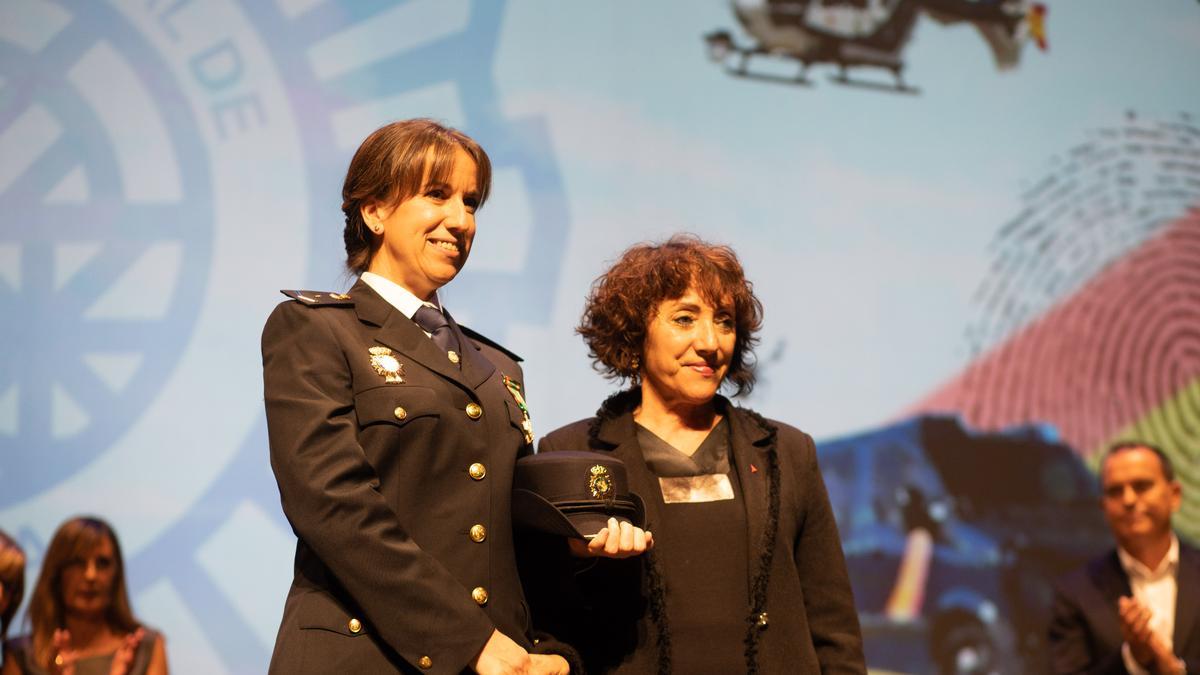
left=631, top=356, right=640, bottom=371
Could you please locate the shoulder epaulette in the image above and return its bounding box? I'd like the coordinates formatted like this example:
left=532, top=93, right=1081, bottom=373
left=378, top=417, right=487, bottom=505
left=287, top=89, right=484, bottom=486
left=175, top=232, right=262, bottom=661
left=280, top=289, right=355, bottom=306
left=459, top=325, right=523, bottom=362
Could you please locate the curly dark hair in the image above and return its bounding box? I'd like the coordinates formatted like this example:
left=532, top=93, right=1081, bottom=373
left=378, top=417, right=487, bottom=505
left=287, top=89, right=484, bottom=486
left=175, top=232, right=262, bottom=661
left=578, top=234, right=764, bottom=396
left=341, top=119, right=492, bottom=275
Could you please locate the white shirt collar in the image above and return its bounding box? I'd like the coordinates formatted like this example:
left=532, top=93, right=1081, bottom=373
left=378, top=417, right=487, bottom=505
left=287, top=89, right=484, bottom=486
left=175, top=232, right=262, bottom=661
left=1117, top=534, right=1180, bottom=581
left=360, top=272, right=442, bottom=320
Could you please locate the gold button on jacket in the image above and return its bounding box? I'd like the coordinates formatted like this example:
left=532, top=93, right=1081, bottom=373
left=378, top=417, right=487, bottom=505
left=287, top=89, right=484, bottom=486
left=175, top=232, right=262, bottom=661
left=468, top=462, right=486, bottom=480
left=393, top=406, right=407, bottom=421
left=471, top=586, right=488, bottom=606
left=470, top=524, right=487, bottom=542
left=465, top=402, right=482, bottom=419
left=448, top=350, right=460, bottom=364
left=348, top=618, right=362, bottom=633
left=418, top=655, right=433, bottom=669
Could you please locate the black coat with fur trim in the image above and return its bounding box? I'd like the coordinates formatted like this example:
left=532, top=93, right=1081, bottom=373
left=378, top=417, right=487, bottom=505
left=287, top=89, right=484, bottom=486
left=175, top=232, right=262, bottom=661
left=520, top=391, right=865, bottom=674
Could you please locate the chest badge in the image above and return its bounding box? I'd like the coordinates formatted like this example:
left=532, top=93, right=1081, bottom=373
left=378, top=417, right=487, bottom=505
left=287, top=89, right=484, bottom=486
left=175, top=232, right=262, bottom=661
left=369, top=346, right=405, bottom=383
left=502, top=374, right=534, bottom=444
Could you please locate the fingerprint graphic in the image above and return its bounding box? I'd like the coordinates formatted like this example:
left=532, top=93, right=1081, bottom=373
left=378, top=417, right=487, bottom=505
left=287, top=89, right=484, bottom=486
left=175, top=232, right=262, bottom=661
left=949, top=213, right=1200, bottom=538
left=967, top=114, right=1200, bottom=355
left=960, top=213, right=1200, bottom=447
left=911, top=113, right=1200, bottom=541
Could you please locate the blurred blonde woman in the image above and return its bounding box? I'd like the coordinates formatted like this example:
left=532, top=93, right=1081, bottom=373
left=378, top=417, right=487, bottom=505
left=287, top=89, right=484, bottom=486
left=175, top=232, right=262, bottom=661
left=1, top=517, right=166, bottom=675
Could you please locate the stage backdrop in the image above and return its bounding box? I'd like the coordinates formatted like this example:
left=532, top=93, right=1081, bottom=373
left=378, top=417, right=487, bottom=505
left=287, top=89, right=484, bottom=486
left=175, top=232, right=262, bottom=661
left=2, top=0, right=1198, bottom=672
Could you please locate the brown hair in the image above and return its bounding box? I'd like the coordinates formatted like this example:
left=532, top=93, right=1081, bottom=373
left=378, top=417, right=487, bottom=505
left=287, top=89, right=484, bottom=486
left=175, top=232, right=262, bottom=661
left=578, top=234, right=764, bottom=396
left=341, top=118, right=493, bottom=274
left=29, top=517, right=140, bottom=668
left=1104, top=441, right=1176, bottom=483
left=0, top=529, right=24, bottom=641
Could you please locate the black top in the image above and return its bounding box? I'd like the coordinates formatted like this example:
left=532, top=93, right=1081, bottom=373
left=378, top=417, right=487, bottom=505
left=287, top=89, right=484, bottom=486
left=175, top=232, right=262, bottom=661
left=637, top=420, right=749, bottom=674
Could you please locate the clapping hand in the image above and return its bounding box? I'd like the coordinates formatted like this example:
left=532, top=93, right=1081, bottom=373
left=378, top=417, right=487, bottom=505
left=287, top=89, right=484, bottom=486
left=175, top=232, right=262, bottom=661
left=50, top=627, right=146, bottom=675
left=1118, top=596, right=1183, bottom=675
left=109, top=628, right=146, bottom=675
left=51, top=629, right=77, bottom=675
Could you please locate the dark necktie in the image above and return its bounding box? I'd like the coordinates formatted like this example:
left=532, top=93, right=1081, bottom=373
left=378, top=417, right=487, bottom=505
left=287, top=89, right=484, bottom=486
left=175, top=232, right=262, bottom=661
left=412, top=305, right=461, bottom=367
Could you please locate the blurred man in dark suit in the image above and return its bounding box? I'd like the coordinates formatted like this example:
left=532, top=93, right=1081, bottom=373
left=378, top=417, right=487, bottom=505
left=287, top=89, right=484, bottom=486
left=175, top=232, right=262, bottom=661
left=1049, top=442, right=1198, bottom=674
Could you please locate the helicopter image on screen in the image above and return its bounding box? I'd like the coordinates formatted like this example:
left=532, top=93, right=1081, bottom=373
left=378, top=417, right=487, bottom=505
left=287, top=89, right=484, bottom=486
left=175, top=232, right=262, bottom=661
left=704, top=0, right=1047, bottom=93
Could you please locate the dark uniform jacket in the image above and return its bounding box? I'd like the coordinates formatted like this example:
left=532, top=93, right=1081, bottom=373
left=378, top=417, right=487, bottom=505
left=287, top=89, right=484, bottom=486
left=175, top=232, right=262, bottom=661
left=1048, top=542, right=1200, bottom=675
left=521, top=391, right=865, bottom=674
left=262, top=279, right=550, bottom=674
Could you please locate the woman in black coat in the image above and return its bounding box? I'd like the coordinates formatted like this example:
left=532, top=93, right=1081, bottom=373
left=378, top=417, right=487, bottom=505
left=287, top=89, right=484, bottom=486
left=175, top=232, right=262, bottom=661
left=524, top=235, right=865, bottom=673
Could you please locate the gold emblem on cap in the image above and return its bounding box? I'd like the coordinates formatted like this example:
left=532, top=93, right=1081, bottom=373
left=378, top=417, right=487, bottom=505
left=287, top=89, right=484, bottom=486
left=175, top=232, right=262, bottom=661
left=588, top=465, right=614, bottom=500
left=448, top=350, right=460, bottom=364
left=330, top=292, right=350, bottom=300
left=368, top=346, right=405, bottom=383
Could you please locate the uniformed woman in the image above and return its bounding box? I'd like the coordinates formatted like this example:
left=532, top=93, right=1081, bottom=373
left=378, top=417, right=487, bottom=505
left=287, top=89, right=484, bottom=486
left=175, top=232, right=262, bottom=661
left=262, top=119, right=580, bottom=674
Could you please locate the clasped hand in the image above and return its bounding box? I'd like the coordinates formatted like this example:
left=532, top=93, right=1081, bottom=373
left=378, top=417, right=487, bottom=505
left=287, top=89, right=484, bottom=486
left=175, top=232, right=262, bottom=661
left=567, top=517, right=654, bottom=559
left=471, top=629, right=569, bottom=675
